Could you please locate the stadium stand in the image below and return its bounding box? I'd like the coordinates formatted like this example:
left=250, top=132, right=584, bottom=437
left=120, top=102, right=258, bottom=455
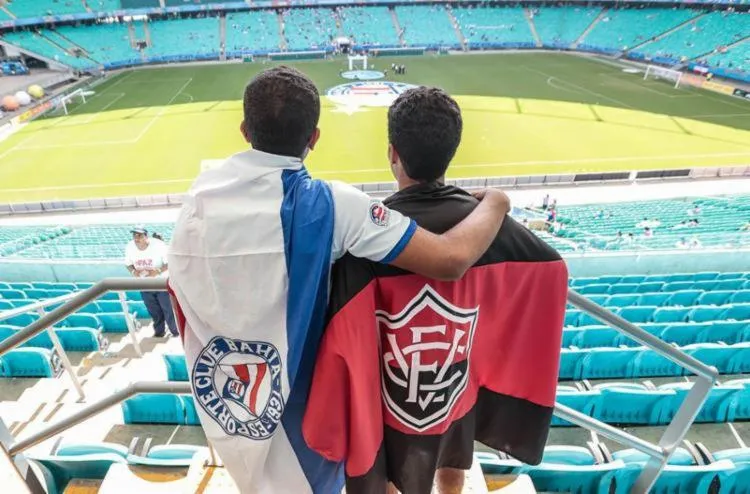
left=580, top=7, right=701, bottom=53
left=87, top=0, right=121, bottom=12
left=2, top=0, right=86, bottom=18
left=547, top=194, right=750, bottom=251
left=703, top=40, right=750, bottom=74
left=225, top=10, right=281, bottom=56
left=639, top=10, right=750, bottom=62
left=146, top=17, right=220, bottom=61
left=337, top=6, right=400, bottom=48
left=530, top=6, right=603, bottom=48
left=452, top=6, right=535, bottom=49
left=281, top=7, right=338, bottom=52
left=5, top=224, right=172, bottom=259
left=55, top=23, right=139, bottom=66
left=1, top=30, right=96, bottom=69
left=394, top=5, right=460, bottom=49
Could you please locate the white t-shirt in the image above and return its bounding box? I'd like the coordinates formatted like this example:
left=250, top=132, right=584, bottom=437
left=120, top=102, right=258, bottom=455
left=125, top=239, right=168, bottom=278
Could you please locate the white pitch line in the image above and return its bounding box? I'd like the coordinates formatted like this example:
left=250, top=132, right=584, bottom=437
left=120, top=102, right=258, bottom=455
left=0, top=178, right=193, bottom=193
left=0, top=136, right=34, bottom=161
left=59, top=93, right=127, bottom=127
left=312, top=151, right=750, bottom=175
left=131, top=78, right=193, bottom=142
left=525, top=65, right=636, bottom=110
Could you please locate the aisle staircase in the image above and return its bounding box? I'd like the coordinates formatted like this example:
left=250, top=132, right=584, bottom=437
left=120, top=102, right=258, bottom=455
left=276, top=11, right=288, bottom=51
left=524, top=9, right=542, bottom=48
left=572, top=7, right=608, bottom=49
left=219, top=15, right=226, bottom=61
left=445, top=5, right=467, bottom=51
left=691, top=34, right=750, bottom=61
left=626, top=12, right=705, bottom=53
left=390, top=7, right=405, bottom=47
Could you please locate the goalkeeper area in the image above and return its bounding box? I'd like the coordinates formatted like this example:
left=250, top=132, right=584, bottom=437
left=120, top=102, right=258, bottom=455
left=0, top=52, right=749, bottom=204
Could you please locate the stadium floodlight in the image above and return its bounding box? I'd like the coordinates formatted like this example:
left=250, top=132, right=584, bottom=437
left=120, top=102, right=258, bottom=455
left=56, top=88, right=88, bottom=116
left=643, top=65, right=683, bottom=89
left=348, top=54, right=368, bottom=71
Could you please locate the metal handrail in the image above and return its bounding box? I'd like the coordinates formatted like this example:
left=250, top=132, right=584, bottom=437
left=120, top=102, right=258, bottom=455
left=0, top=278, right=166, bottom=356
left=8, top=381, right=191, bottom=456
left=0, top=292, right=77, bottom=323
left=0, top=278, right=720, bottom=493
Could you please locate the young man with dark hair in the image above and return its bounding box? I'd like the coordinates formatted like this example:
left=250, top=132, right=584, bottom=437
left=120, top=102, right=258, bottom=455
left=168, top=68, right=511, bottom=493
left=304, top=87, right=568, bottom=494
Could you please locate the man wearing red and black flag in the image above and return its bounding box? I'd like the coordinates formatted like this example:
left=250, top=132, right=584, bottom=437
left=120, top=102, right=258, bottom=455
left=303, top=87, right=568, bottom=494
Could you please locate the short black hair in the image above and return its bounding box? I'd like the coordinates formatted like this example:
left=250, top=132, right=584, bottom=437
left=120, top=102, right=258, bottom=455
left=388, top=86, right=462, bottom=182
left=243, top=66, right=320, bottom=158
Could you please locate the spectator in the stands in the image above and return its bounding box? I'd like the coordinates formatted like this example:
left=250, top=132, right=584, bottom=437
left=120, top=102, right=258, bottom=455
left=689, top=219, right=700, bottom=228
left=125, top=225, right=178, bottom=338
left=643, top=227, right=653, bottom=238
left=742, top=221, right=750, bottom=232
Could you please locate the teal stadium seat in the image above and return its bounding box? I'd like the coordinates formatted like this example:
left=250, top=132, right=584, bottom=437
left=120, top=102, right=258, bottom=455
left=163, top=354, right=188, bottom=381
left=121, top=394, right=187, bottom=425
left=666, top=290, right=704, bottom=307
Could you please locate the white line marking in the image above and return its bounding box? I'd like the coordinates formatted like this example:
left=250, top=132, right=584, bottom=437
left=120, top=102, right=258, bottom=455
left=58, top=93, right=126, bottom=127
left=0, top=178, right=193, bottom=193
left=525, top=66, right=635, bottom=109
left=313, top=151, right=750, bottom=175
left=131, top=78, right=193, bottom=142
left=729, top=422, right=747, bottom=448
left=0, top=136, right=34, bottom=161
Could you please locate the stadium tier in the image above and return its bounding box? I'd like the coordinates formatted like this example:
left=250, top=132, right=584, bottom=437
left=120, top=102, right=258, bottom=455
left=550, top=194, right=750, bottom=251
left=2, top=0, right=87, bottom=18
left=579, top=8, right=701, bottom=53
left=146, top=17, right=220, bottom=61
left=225, top=10, right=281, bottom=56
left=337, top=6, right=400, bottom=48
left=530, top=6, right=603, bottom=48
left=394, top=5, right=460, bottom=48
left=638, top=10, right=749, bottom=62
left=281, top=7, right=338, bottom=52
left=0, top=5, right=747, bottom=77
left=452, top=6, right=535, bottom=49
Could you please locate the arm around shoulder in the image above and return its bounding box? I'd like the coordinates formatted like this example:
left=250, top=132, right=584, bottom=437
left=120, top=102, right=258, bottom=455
left=389, top=188, right=511, bottom=280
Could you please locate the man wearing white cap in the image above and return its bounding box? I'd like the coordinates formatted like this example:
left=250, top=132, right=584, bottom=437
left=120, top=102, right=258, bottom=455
left=125, top=225, right=177, bottom=337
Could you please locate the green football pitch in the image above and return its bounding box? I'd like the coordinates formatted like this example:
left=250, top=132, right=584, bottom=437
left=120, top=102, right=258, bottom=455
left=1, top=52, right=749, bottom=204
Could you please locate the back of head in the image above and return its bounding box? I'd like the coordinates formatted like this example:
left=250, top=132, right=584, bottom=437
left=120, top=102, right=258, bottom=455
left=388, top=86, right=462, bottom=182
left=243, top=66, right=320, bottom=158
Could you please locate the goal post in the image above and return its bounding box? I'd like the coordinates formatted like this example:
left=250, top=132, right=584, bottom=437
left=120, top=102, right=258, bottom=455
left=56, top=88, right=88, bottom=115
left=643, top=65, right=683, bottom=88
left=348, top=54, right=368, bottom=71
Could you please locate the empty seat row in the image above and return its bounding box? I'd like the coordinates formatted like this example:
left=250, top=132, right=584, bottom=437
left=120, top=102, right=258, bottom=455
left=564, top=321, right=750, bottom=349
left=0, top=348, right=60, bottom=377
left=577, top=279, right=750, bottom=295
left=560, top=343, right=750, bottom=380
left=2, top=311, right=131, bottom=333
left=478, top=448, right=748, bottom=494
left=555, top=381, right=750, bottom=426
left=29, top=441, right=206, bottom=494
left=121, top=394, right=199, bottom=425
left=572, top=272, right=750, bottom=287
left=580, top=290, right=750, bottom=309
left=0, top=325, right=106, bottom=352
left=566, top=304, right=750, bottom=327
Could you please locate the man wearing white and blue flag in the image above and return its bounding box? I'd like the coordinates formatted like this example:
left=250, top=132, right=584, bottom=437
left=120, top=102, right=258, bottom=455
left=167, top=66, right=510, bottom=494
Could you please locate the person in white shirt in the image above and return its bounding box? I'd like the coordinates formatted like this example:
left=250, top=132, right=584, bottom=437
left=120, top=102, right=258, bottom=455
left=167, top=66, right=510, bottom=493
left=125, top=225, right=177, bottom=337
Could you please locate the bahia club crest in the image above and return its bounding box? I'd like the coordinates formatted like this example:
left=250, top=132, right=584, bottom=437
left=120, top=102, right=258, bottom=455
left=376, top=285, right=479, bottom=432
left=326, top=81, right=418, bottom=113
left=192, top=336, right=284, bottom=440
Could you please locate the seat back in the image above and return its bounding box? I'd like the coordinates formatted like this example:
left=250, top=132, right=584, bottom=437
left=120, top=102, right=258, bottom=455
left=653, top=307, right=690, bottom=323
left=666, top=290, right=703, bottom=307
left=607, top=294, right=640, bottom=308
left=638, top=293, right=671, bottom=307
left=608, top=284, right=639, bottom=295
left=698, top=291, right=735, bottom=306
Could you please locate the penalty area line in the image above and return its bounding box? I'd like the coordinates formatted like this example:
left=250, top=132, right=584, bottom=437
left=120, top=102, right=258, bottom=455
left=313, top=151, right=750, bottom=175
left=0, top=178, right=194, bottom=194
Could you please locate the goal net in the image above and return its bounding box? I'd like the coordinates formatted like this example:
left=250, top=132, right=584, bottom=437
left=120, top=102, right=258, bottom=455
left=55, top=88, right=89, bottom=115
left=643, top=65, right=683, bottom=88
left=348, top=54, right=368, bottom=71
